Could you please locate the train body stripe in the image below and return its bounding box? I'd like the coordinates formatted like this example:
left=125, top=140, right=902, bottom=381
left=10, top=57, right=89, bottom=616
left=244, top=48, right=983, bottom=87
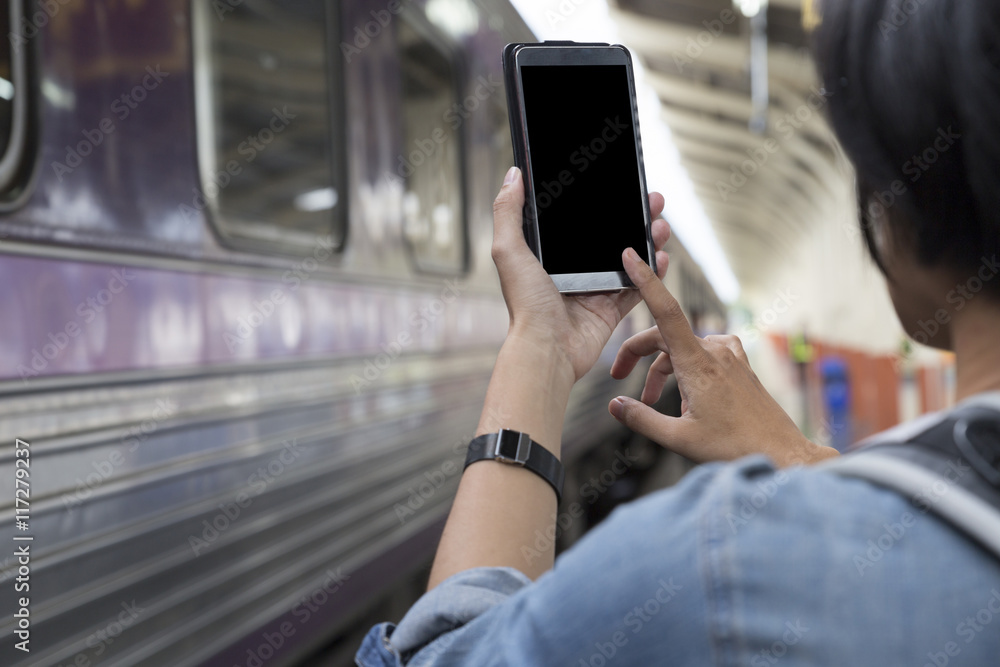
left=1, top=253, right=508, bottom=383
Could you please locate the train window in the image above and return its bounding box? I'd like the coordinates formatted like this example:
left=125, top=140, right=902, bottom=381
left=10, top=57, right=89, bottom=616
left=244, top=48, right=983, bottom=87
left=397, top=14, right=467, bottom=274
left=194, top=0, right=345, bottom=251
left=0, top=1, right=31, bottom=199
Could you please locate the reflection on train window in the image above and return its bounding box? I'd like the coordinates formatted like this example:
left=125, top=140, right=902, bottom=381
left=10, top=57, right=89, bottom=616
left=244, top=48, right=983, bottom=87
left=199, top=0, right=344, bottom=249
left=0, top=1, right=30, bottom=198
left=0, top=6, right=12, bottom=157
left=398, top=16, right=466, bottom=274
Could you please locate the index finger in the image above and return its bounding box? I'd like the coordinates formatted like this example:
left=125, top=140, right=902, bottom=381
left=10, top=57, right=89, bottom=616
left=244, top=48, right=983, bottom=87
left=622, top=247, right=703, bottom=360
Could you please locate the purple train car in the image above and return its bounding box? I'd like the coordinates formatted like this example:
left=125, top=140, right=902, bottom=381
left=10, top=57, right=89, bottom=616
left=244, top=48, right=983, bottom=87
left=0, top=0, right=723, bottom=665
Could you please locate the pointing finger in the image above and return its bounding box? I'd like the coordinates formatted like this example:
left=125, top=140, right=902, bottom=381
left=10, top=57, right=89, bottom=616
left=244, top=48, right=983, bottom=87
left=622, top=247, right=703, bottom=361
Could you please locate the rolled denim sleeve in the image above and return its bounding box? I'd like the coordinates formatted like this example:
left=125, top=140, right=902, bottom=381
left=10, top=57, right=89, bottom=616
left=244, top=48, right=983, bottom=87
left=355, top=461, right=724, bottom=667
left=355, top=566, right=531, bottom=666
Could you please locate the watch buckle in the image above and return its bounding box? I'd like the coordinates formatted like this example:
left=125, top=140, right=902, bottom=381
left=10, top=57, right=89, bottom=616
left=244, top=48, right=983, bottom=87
left=494, top=429, right=531, bottom=466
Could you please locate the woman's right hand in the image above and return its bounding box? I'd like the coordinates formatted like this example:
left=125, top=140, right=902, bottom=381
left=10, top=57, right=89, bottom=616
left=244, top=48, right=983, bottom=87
left=608, top=248, right=839, bottom=468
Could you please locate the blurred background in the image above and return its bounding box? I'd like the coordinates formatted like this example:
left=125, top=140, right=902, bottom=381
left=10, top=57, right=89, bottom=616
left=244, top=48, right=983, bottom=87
left=0, top=0, right=955, bottom=665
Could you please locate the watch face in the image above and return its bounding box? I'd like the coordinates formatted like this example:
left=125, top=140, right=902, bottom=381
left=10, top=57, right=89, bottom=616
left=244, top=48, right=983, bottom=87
left=495, top=430, right=529, bottom=464
left=496, top=438, right=520, bottom=460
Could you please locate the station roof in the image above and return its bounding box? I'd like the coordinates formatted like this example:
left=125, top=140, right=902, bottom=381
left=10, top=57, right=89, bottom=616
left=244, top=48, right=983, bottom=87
left=609, top=0, right=848, bottom=298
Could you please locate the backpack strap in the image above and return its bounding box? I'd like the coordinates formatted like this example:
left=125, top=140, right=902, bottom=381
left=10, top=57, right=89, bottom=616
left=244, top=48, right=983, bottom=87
left=819, top=404, right=1000, bottom=560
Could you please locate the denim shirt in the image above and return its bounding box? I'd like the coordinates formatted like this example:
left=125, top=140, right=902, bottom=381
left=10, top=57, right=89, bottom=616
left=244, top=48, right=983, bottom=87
left=357, top=402, right=1000, bottom=666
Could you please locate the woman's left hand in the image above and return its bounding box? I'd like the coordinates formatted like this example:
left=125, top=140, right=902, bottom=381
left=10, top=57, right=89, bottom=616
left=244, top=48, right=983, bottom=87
left=431, top=167, right=669, bottom=586
left=491, top=167, right=671, bottom=382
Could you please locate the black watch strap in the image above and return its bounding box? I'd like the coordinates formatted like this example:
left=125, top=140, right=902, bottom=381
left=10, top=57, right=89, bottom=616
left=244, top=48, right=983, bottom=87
left=465, top=430, right=564, bottom=503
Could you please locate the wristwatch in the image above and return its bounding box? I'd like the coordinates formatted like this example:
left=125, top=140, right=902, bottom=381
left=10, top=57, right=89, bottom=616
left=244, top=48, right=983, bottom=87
left=465, top=429, right=565, bottom=503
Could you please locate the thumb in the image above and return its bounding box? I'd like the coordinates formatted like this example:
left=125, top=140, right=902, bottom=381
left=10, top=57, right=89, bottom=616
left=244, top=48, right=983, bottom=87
left=492, top=167, right=528, bottom=262
left=609, top=396, right=690, bottom=450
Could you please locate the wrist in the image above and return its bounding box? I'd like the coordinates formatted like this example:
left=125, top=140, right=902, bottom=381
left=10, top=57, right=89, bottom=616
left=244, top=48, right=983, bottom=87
left=503, top=329, right=576, bottom=386
left=774, top=436, right=841, bottom=467
left=808, top=444, right=841, bottom=464
left=476, top=334, right=575, bottom=456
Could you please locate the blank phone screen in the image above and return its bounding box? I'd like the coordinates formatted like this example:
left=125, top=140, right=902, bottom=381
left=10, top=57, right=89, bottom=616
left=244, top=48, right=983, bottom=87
left=520, top=64, right=649, bottom=275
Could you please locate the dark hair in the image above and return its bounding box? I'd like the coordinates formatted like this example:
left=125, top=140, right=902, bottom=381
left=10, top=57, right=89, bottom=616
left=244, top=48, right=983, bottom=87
left=812, top=0, right=1000, bottom=286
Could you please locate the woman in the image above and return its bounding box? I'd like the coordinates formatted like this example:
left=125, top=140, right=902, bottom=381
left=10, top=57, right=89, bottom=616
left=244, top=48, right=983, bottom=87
left=358, top=0, right=1000, bottom=663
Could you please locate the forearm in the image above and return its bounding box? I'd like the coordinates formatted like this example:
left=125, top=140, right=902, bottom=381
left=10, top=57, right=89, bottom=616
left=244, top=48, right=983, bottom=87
left=427, top=334, right=575, bottom=589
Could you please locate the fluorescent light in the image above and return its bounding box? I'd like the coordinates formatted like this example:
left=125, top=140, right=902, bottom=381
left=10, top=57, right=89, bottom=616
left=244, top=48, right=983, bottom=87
left=734, top=0, right=768, bottom=18
left=293, top=187, right=338, bottom=212
left=41, top=78, right=74, bottom=109
left=426, top=0, right=480, bottom=38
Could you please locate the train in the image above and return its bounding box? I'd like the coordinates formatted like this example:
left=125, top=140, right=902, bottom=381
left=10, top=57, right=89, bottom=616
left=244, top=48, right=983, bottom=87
left=0, top=1, right=724, bottom=665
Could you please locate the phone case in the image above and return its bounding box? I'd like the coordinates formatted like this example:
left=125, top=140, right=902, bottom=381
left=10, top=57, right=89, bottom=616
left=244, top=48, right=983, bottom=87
left=501, top=41, right=656, bottom=287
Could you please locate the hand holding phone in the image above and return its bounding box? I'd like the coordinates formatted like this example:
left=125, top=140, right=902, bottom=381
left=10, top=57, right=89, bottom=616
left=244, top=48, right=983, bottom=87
left=491, top=166, right=670, bottom=384
left=503, top=41, right=657, bottom=293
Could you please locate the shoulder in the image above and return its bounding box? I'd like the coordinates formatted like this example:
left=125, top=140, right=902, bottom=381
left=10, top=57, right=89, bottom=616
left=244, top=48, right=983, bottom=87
left=576, top=454, right=897, bottom=546
left=559, top=454, right=1000, bottom=663
left=594, top=452, right=992, bottom=576
left=509, top=457, right=887, bottom=664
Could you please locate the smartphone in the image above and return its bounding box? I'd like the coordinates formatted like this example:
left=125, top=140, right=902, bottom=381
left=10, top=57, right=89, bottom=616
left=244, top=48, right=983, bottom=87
left=503, top=41, right=657, bottom=293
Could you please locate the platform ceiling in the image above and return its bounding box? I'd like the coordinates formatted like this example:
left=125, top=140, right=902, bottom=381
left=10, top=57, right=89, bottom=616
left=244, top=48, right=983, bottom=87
left=609, top=0, right=850, bottom=296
